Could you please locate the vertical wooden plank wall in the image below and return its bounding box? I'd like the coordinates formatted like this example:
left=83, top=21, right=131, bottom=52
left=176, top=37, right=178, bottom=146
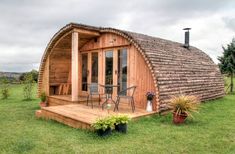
left=113, top=50, right=118, bottom=96
left=98, top=50, right=104, bottom=93
left=80, top=33, right=157, bottom=110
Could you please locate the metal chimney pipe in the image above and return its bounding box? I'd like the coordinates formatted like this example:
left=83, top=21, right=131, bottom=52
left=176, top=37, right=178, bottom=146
left=183, top=28, right=191, bottom=48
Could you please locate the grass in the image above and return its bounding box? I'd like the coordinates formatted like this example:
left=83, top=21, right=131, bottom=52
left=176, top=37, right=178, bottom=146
left=0, top=84, right=235, bottom=154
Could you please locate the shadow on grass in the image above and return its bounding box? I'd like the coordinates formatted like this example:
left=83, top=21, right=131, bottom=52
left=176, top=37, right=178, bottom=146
left=22, top=98, right=37, bottom=102
left=31, top=106, right=40, bottom=110
left=149, top=113, right=207, bottom=127
left=36, top=116, right=136, bottom=142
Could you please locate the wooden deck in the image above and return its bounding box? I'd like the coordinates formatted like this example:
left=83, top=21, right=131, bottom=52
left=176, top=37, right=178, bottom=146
left=36, top=102, right=157, bottom=130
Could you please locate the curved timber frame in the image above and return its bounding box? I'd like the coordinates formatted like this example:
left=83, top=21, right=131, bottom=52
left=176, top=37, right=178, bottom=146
left=38, top=23, right=225, bottom=112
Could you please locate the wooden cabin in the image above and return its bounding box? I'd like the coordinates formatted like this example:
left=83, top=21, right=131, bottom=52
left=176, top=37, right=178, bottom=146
left=38, top=23, right=224, bottom=115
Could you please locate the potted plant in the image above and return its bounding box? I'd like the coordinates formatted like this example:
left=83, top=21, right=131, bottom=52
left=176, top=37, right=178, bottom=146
left=113, top=115, right=131, bottom=133
left=39, top=92, right=47, bottom=108
left=91, top=117, right=115, bottom=137
left=146, top=91, right=155, bottom=112
left=168, top=95, right=200, bottom=124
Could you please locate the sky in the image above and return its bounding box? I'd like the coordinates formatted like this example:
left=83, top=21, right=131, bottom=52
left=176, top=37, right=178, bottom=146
left=0, top=0, right=235, bottom=72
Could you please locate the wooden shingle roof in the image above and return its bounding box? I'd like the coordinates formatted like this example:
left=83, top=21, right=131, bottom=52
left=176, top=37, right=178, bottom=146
left=123, top=31, right=224, bottom=110
left=38, top=23, right=224, bottom=111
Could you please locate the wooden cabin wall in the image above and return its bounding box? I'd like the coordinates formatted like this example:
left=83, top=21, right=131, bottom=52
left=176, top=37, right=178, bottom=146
left=128, top=45, right=156, bottom=110
left=81, top=32, right=130, bottom=51
left=79, top=33, right=130, bottom=95
left=40, top=58, right=50, bottom=95
left=80, top=32, right=157, bottom=110
left=49, top=36, right=72, bottom=85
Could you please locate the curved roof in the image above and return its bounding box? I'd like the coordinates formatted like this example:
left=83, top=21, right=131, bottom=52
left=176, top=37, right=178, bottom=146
left=38, top=23, right=224, bottom=111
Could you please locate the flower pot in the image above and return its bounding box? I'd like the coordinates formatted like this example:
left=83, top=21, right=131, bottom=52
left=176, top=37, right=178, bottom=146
left=115, top=123, right=127, bottom=133
left=40, top=102, right=47, bottom=108
left=146, top=100, right=153, bottom=112
left=96, top=127, right=112, bottom=137
left=173, top=112, right=188, bottom=124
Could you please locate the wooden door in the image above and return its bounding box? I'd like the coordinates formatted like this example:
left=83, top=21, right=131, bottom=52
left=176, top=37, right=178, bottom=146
left=104, top=48, right=128, bottom=96
left=91, top=52, right=99, bottom=85
left=81, top=53, right=88, bottom=93
left=80, top=51, right=100, bottom=95
left=117, top=48, right=128, bottom=94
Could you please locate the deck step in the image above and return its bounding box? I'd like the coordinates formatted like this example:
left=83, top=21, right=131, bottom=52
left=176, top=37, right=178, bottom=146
left=35, top=104, right=157, bottom=130
left=36, top=107, right=92, bottom=130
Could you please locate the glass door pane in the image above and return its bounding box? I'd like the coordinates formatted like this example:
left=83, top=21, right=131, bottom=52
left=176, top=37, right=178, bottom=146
left=91, top=52, right=98, bottom=83
left=118, top=48, right=127, bottom=94
left=82, top=53, right=88, bottom=91
left=105, top=51, right=113, bottom=85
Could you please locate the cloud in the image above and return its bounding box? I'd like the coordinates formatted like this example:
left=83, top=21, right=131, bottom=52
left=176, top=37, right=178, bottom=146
left=0, top=0, right=234, bottom=72
left=223, top=17, right=235, bottom=32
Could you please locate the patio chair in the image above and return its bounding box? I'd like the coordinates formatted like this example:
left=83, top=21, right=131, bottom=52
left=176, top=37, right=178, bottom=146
left=87, top=83, right=103, bottom=108
left=114, top=86, right=137, bottom=113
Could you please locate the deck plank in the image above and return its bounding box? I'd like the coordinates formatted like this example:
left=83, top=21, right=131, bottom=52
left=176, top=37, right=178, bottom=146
left=37, top=95, right=157, bottom=129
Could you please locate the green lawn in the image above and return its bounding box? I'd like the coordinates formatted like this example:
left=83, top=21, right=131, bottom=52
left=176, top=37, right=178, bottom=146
left=0, top=84, right=235, bottom=154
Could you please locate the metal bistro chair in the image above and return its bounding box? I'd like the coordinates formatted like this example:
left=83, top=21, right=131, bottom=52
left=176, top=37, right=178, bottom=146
left=114, top=86, right=137, bottom=113
left=87, top=83, right=103, bottom=108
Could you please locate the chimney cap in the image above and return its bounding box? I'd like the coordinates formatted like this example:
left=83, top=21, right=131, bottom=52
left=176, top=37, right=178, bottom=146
left=183, top=28, right=191, bottom=31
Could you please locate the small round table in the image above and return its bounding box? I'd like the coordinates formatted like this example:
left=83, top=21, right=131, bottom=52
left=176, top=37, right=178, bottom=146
left=100, top=84, right=119, bottom=110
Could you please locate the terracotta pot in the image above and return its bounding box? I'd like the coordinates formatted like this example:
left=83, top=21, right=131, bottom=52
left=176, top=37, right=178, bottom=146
left=40, top=102, right=47, bottom=108
left=173, top=112, right=187, bottom=124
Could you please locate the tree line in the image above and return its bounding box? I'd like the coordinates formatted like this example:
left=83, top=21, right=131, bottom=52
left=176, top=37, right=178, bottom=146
left=0, top=70, right=38, bottom=100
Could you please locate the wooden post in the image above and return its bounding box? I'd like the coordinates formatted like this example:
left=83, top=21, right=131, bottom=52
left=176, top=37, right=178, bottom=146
left=71, top=31, right=79, bottom=101
left=113, top=49, right=118, bottom=97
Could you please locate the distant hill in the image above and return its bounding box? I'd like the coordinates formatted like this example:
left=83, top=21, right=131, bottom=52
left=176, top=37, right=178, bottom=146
left=0, top=72, right=23, bottom=80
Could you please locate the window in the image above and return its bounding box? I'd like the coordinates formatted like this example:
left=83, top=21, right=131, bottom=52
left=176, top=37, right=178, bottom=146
left=82, top=54, right=88, bottom=91
left=105, top=51, right=113, bottom=85
left=91, top=52, right=98, bottom=83
left=118, top=48, right=127, bottom=94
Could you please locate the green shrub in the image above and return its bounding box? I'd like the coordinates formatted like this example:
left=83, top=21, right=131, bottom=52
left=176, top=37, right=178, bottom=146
left=23, top=73, right=35, bottom=100
left=92, top=115, right=131, bottom=131
left=168, top=95, right=200, bottom=118
left=112, top=115, right=131, bottom=125
left=91, top=116, right=115, bottom=131
left=0, top=77, right=10, bottom=99
left=40, top=92, right=46, bottom=102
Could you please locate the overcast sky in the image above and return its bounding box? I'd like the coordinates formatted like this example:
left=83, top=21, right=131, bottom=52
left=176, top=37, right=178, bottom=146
left=0, top=0, right=235, bottom=72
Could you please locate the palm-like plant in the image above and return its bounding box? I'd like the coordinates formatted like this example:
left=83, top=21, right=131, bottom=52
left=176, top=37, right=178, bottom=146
left=168, top=95, right=200, bottom=118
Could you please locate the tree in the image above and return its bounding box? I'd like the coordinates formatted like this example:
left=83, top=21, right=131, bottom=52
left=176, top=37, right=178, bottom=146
left=30, top=69, right=39, bottom=82
left=218, top=38, right=235, bottom=93
left=19, top=73, right=26, bottom=81
left=23, top=73, right=35, bottom=100
left=19, top=69, right=38, bottom=83
left=0, top=77, right=10, bottom=99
